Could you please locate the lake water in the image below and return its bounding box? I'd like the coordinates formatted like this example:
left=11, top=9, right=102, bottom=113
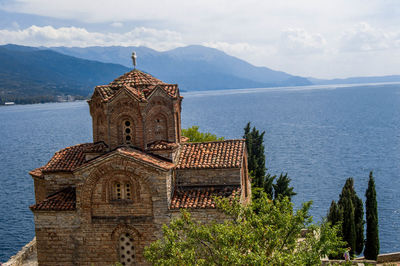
left=1, top=83, right=399, bottom=262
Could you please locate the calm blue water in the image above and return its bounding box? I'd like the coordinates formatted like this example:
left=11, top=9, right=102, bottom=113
left=1, top=83, right=399, bottom=262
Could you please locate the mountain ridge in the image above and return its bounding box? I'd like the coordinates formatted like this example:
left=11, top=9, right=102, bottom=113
left=1, top=43, right=399, bottom=105
left=49, top=44, right=312, bottom=90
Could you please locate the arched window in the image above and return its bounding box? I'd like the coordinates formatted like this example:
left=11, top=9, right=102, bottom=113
left=112, top=181, right=132, bottom=200
left=123, top=120, right=134, bottom=145
left=119, top=233, right=135, bottom=265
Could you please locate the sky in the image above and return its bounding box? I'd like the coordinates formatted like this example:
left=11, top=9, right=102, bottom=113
left=0, top=0, right=399, bottom=79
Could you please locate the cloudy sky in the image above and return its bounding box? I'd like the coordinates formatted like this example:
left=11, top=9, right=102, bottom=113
left=0, top=0, right=399, bottom=78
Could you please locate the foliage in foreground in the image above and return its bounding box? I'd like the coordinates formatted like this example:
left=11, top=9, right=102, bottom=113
left=364, top=171, right=379, bottom=260
left=144, top=194, right=345, bottom=265
left=181, top=126, right=225, bottom=142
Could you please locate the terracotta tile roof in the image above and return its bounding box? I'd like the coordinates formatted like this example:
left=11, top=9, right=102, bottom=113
left=82, top=141, right=108, bottom=153
left=147, top=140, right=179, bottom=151
left=170, top=185, right=240, bottom=209
left=109, top=69, right=164, bottom=87
left=176, top=140, right=245, bottom=169
left=118, top=147, right=175, bottom=170
left=29, top=167, right=44, bottom=178
left=181, top=136, right=189, bottom=143
left=94, top=69, right=179, bottom=102
left=30, top=187, right=76, bottom=211
left=96, top=85, right=116, bottom=101
left=144, top=84, right=178, bottom=98
left=41, top=143, right=104, bottom=173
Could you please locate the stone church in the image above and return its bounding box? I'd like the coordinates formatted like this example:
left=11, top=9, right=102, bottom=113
left=29, top=61, right=251, bottom=265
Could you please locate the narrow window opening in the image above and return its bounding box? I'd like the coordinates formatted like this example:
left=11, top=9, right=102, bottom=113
left=113, top=182, right=133, bottom=201
left=122, top=120, right=134, bottom=145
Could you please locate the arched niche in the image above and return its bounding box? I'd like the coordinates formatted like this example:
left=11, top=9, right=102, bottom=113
left=111, top=224, right=142, bottom=266
left=145, top=105, right=174, bottom=145
left=80, top=161, right=154, bottom=221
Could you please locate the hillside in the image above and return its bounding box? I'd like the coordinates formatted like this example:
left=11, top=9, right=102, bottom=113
left=0, top=44, right=129, bottom=104
left=50, top=45, right=312, bottom=90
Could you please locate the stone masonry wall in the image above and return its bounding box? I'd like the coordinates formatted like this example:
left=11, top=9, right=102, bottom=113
left=176, top=168, right=241, bottom=186
left=35, top=154, right=174, bottom=265
left=33, top=211, right=80, bottom=266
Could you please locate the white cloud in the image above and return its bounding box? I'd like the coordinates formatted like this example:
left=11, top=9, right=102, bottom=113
left=202, top=41, right=277, bottom=67
left=110, top=22, right=123, bottom=28
left=340, top=22, right=400, bottom=52
left=1, top=0, right=400, bottom=78
left=279, top=28, right=327, bottom=55
left=0, top=25, right=184, bottom=50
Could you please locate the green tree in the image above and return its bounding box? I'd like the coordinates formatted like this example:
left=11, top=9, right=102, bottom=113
left=340, top=193, right=356, bottom=255
left=364, top=171, right=379, bottom=260
left=329, top=178, right=364, bottom=256
left=327, top=200, right=342, bottom=227
left=263, top=172, right=276, bottom=199
left=353, top=195, right=364, bottom=255
left=144, top=194, right=345, bottom=265
left=273, top=173, right=297, bottom=201
left=243, top=122, right=266, bottom=188
left=182, top=126, right=224, bottom=142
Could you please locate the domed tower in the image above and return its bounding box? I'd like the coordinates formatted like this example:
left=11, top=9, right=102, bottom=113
left=88, top=68, right=182, bottom=160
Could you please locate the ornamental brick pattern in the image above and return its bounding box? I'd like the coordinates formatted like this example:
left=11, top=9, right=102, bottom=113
left=30, top=67, right=251, bottom=265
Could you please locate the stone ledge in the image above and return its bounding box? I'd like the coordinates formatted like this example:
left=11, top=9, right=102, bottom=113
left=3, top=238, right=37, bottom=266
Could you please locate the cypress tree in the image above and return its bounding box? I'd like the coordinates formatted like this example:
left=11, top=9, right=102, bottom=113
left=341, top=192, right=356, bottom=255
left=243, top=122, right=266, bottom=188
left=364, top=171, right=379, bottom=260
left=263, top=173, right=276, bottom=199
left=273, top=173, right=296, bottom=201
left=337, top=177, right=364, bottom=255
left=354, top=195, right=364, bottom=255
left=327, top=200, right=339, bottom=226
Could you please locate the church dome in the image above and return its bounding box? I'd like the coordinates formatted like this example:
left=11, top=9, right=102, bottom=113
left=92, top=69, right=179, bottom=102
left=109, top=69, right=165, bottom=88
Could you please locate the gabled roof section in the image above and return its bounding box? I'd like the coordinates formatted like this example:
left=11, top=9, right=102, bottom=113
left=176, top=139, right=245, bottom=170
left=93, top=69, right=179, bottom=103
left=29, top=167, right=44, bottom=178
left=30, top=187, right=76, bottom=211
left=38, top=142, right=107, bottom=174
left=170, top=185, right=240, bottom=209
left=118, top=147, right=175, bottom=170
left=74, top=146, right=175, bottom=172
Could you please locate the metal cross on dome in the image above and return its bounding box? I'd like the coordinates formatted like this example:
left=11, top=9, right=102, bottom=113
left=131, top=52, right=137, bottom=69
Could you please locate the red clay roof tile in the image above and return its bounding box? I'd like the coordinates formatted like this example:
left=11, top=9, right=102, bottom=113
left=30, top=187, right=76, bottom=211
left=147, top=140, right=179, bottom=151
left=170, top=185, right=240, bottom=209
left=118, top=147, right=175, bottom=170
left=176, top=140, right=245, bottom=169
left=41, top=143, right=96, bottom=173
left=94, top=69, right=179, bottom=102
left=29, top=167, right=44, bottom=178
left=110, top=69, right=164, bottom=87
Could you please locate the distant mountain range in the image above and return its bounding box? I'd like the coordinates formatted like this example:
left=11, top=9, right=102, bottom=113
left=49, top=45, right=311, bottom=90
left=309, top=76, right=400, bottom=85
left=0, top=43, right=399, bottom=104
left=0, top=44, right=129, bottom=104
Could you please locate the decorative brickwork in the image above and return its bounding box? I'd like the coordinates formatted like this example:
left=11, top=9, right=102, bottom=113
left=30, top=66, right=250, bottom=265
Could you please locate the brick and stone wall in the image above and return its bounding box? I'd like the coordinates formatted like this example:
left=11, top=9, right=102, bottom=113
left=176, top=168, right=241, bottom=186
